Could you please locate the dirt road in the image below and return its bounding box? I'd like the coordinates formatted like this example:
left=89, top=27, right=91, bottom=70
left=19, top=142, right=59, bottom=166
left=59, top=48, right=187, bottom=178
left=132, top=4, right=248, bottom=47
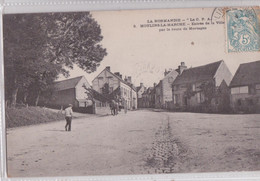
left=6, top=110, right=260, bottom=177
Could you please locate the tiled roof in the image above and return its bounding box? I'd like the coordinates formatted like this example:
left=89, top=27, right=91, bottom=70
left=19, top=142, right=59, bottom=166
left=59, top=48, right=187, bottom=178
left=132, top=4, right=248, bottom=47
left=54, top=76, right=83, bottom=91
left=229, top=60, right=260, bottom=87
left=173, top=61, right=223, bottom=85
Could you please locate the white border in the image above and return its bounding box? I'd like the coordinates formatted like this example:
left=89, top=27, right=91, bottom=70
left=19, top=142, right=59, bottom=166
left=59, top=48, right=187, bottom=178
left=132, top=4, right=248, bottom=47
left=0, top=0, right=260, bottom=14
left=0, top=0, right=260, bottom=181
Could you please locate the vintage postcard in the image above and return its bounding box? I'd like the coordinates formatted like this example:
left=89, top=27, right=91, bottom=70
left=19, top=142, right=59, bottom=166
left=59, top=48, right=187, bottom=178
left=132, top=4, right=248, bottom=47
left=2, top=5, right=260, bottom=180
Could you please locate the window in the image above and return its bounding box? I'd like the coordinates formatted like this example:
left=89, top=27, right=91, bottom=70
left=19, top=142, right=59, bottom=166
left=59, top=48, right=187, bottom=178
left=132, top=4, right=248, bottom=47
left=256, top=84, right=260, bottom=90
left=231, top=86, right=249, bottom=94
left=192, top=84, right=196, bottom=91
left=168, top=77, right=173, bottom=83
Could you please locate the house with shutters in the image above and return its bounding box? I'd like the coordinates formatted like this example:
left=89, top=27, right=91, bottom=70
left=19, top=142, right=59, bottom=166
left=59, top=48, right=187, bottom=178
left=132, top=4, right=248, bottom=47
left=172, top=60, right=233, bottom=112
left=229, top=60, right=260, bottom=113
left=51, top=76, right=92, bottom=109
left=92, top=66, right=137, bottom=110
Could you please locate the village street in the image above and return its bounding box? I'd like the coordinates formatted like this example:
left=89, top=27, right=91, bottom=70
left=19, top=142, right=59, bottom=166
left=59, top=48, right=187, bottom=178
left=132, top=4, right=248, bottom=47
left=7, top=109, right=260, bottom=177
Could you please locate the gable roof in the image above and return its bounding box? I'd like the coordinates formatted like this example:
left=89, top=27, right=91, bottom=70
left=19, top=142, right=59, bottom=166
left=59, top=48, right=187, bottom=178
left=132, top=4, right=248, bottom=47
left=173, top=61, right=223, bottom=85
left=54, top=76, right=83, bottom=91
left=229, top=60, right=260, bottom=87
left=163, top=69, right=179, bottom=80
left=93, top=67, right=137, bottom=92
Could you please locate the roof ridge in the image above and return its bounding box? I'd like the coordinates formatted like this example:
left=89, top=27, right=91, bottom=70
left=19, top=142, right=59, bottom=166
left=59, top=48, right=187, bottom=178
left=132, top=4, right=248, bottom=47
left=239, top=60, right=260, bottom=65
left=54, top=75, right=83, bottom=83
left=184, top=60, right=223, bottom=71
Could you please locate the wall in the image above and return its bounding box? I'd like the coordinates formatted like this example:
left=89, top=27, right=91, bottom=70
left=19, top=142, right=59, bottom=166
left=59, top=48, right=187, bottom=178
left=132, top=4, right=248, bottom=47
left=75, top=76, right=91, bottom=100
left=162, top=70, right=178, bottom=106
left=53, top=88, right=76, bottom=108
left=92, top=69, right=120, bottom=93
left=172, top=84, right=187, bottom=107
left=137, top=86, right=145, bottom=98
left=155, top=82, right=162, bottom=108
left=214, top=61, right=233, bottom=86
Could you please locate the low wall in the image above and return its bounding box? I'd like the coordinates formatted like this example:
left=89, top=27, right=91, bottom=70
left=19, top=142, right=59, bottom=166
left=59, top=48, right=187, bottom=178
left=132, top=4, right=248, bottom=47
left=95, top=106, right=111, bottom=116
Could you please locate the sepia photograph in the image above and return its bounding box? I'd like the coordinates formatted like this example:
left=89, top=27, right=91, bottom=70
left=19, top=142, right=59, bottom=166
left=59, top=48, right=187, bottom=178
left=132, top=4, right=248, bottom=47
left=3, top=7, right=260, bottom=177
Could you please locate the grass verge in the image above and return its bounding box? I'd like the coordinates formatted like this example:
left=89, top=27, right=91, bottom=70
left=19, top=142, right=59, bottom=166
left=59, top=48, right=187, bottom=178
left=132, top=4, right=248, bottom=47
left=5, top=106, right=64, bottom=128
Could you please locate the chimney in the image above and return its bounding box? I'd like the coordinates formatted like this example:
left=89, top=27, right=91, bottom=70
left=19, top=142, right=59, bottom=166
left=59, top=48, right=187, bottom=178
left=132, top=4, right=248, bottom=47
left=164, top=69, right=171, bottom=76
left=115, top=72, right=123, bottom=79
left=105, top=66, right=111, bottom=71
left=153, top=83, right=157, bottom=87
left=140, top=83, right=144, bottom=87
left=128, top=76, right=132, bottom=83
left=177, top=62, right=187, bottom=74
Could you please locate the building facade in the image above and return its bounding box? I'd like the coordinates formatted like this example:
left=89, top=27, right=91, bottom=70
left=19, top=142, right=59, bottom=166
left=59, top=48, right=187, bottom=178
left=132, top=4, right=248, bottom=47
left=229, top=60, right=260, bottom=113
left=136, top=83, right=146, bottom=108
left=172, top=60, right=233, bottom=112
left=92, top=66, right=137, bottom=110
left=154, top=68, right=179, bottom=109
left=142, top=86, right=156, bottom=108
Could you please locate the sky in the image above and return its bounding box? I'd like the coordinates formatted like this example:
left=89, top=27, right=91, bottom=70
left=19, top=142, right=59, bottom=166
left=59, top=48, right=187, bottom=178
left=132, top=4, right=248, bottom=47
left=59, top=7, right=260, bottom=87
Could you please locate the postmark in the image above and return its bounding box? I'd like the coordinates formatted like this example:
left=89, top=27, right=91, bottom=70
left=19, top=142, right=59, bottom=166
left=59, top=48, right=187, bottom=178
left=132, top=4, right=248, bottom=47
left=225, top=7, right=259, bottom=52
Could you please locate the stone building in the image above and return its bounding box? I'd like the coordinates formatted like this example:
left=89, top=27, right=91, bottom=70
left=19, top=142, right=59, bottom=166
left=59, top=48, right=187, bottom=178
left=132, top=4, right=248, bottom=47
left=229, top=60, right=260, bottom=113
left=92, top=66, right=137, bottom=110
left=172, top=60, right=233, bottom=112
left=51, top=76, right=93, bottom=112
left=154, top=67, right=180, bottom=108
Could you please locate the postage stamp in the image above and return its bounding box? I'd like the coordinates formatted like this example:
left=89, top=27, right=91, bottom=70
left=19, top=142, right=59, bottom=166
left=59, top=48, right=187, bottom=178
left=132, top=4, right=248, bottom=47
left=226, top=7, right=260, bottom=52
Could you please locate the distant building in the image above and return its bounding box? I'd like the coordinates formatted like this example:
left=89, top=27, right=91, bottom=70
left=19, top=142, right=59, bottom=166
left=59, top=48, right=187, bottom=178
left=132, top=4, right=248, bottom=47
left=142, top=86, right=156, bottom=108
left=154, top=67, right=179, bottom=108
left=229, top=60, right=260, bottom=113
left=52, top=76, right=92, bottom=109
left=172, top=60, right=233, bottom=112
left=154, top=81, right=161, bottom=108
left=92, top=66, right=137, bottom=110
left=136, top=83, right=146, bottom=108
left=136, top=83, right=146, bottom=98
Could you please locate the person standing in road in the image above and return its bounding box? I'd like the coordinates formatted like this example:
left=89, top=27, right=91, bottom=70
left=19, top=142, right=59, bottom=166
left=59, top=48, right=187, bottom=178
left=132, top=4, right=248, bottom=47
left=124, top=100, right=127, bottom=114
left=65, top=104, right=73, bottom=131
left=115, top=101, right=119, bottom=115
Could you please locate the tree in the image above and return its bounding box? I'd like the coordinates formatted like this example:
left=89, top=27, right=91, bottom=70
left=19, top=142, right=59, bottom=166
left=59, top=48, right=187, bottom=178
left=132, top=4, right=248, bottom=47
left=4, top=14, right=48, bottom=106
left=102, top=83, right=110, bottom=95
left=3, top=12, right=107, bottom=106
left=199, top=80, right=216, bottom=105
